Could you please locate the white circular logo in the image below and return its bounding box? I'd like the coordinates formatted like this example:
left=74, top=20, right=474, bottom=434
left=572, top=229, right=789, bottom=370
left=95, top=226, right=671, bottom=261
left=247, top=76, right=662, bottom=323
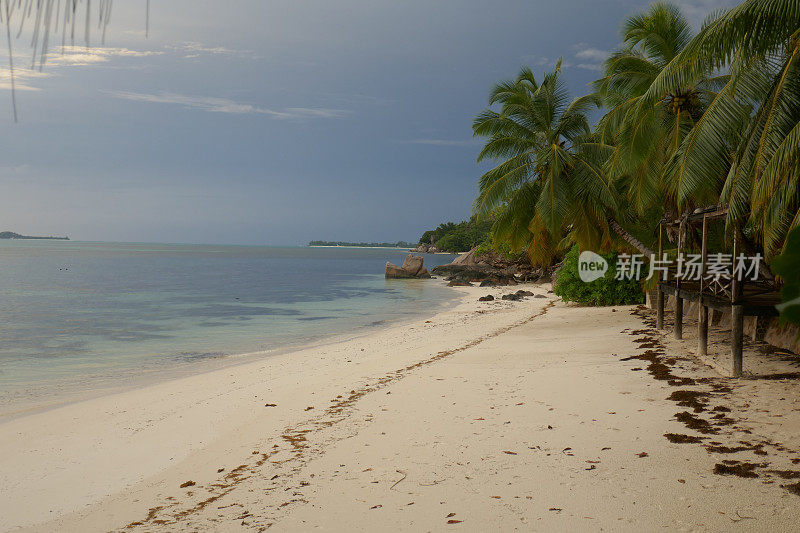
left=578, top=251, right=608, bottom=283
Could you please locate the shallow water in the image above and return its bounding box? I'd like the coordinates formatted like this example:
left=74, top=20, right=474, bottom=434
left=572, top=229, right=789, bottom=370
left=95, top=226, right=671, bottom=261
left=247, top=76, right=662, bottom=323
left=0, top=240, right=458, bottom=416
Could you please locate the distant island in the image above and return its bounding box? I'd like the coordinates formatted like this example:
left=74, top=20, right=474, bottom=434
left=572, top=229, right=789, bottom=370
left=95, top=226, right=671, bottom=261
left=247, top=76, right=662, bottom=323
left=0, top=231, right=69, bottom=240
left=309, top=240, right=413, bottom=248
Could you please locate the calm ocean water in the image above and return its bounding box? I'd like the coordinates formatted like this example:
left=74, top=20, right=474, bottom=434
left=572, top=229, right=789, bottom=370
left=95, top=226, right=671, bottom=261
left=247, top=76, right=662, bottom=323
left=0, top=240, right=459, bottom=417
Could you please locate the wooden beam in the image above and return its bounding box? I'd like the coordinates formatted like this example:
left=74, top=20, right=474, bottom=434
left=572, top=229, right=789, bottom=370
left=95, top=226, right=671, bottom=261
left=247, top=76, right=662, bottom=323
left=732, top=304, right=744, bottom=377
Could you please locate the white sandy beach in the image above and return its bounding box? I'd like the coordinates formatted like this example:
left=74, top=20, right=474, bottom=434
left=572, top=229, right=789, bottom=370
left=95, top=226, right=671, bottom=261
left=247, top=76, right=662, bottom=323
left=2, top=283, right=800, bottom=532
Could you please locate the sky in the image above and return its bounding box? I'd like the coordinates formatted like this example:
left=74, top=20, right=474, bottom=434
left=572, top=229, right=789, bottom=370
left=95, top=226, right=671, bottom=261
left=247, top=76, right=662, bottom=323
left=0, top=0, right=736, bottom=245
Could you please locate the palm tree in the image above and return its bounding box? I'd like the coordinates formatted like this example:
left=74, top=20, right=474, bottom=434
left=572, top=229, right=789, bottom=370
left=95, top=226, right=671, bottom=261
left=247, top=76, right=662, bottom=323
left=472, top=61, right=627, bottom=265
left=593, top=2, right=723, bottom=235
left=641, top=0, right=800, bottom=258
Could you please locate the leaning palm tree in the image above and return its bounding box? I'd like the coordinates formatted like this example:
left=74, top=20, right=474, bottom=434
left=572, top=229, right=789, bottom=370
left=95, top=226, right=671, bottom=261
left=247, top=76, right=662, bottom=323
left=472, top=61, right=627, bottom=265
left=641, top=0, right=800, bottom=258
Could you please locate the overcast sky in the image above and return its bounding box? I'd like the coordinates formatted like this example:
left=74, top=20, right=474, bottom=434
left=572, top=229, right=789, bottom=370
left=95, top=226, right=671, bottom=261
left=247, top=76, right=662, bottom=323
left=0, top=0, right=735, bottom=245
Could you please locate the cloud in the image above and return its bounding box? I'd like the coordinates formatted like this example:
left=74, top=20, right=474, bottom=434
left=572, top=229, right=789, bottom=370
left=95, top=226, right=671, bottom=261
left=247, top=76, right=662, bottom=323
left=0, top=68, right=51, bottom=91
left=574, top=63, right=603, bottom=71
left=571, top=44, right=608, bottom=71
left=399, top=138, right=478, bottom=147
left=520, top=55, right=553, bottom=68
left=43, top=46, right=163, bottom=67
left=672, top=0, right=738, bottom=28
left=106, top=90, right=349, bottom=119
left=0, top=46, right=161, bottom=91
left=575, top=47, right=608, bottom=62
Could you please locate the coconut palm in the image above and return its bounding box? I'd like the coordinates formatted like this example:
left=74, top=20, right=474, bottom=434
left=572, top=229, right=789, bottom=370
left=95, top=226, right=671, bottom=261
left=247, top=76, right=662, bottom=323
left=641, top=0, right=800, bottom=258
left=593, top=2, right=725, bottom=231
left=472, top=61, right=628, bottom=265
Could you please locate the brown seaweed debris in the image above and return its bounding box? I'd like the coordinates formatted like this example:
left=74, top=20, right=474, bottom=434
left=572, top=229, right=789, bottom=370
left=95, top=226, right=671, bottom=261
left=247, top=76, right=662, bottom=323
left=766, top=470, right=800, bottom=479
left=705, top=445, right=751, bottom=454
left=664, top=433, right=705, bottom=444
left=667, top=390, right=710, bottom=412
left=711, top=414, right=736, bottom=426
left=713, top=462, right=763, bottom=478
left=675, top=411, right=718, bottom=434
left=758, top=372, right=800, bottom=380
left=621, top=350, right=694, bottom=385
left=783, top=482, right=800, bottom=496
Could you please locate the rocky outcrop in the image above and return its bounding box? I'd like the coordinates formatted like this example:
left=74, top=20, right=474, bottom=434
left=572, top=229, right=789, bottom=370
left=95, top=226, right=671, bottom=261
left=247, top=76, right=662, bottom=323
left=385, top=254, right=432, bottom=279
left=401, top=254, right=424, bottom=276
left=430, top=264, right=518, bottom=286
left=410, top=243, right=441, bottom=254
left=432, top=248, right=556, bottom=286
left=501, top=293, right=523, bottom=301
left=385, top=262, right=413, bottom=278
left=452, top=247, right=479, bottom=266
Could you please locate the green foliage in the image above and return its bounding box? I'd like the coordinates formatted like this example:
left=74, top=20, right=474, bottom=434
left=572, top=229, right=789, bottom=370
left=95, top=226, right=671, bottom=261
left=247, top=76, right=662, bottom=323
left=771, top=227, right=800, bottom=329
left=472, top=61, right=618, bottom=265
left=475, top=239, right=517, bottom=260
left=470, top=0, right=800, bottom=271
left=418, top=216, right=493, bottom=253
left=553, top=246, right=645, bottom=306
left=639, top=0, right=800, bottom=259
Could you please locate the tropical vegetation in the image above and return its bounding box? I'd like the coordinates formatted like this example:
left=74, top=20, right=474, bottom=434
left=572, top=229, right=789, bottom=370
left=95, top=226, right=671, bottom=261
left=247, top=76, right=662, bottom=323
left=772, top=227, right=800, bottom=328
left=473, top=0, right=800, bottom=300
left=553, top=246, right=645, bottom=306
left=418, top=216, right=493, bottom=253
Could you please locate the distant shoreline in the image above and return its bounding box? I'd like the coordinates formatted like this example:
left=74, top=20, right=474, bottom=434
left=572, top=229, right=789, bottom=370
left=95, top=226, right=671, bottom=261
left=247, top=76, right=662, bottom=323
left=309, top=245, right=458, bottom=254
left=0, top=231, right=69, bottom=241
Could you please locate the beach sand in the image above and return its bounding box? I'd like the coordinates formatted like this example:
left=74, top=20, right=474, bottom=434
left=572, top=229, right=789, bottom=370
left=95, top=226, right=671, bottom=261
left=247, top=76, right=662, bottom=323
left=2, top=284, right=800, bottom=531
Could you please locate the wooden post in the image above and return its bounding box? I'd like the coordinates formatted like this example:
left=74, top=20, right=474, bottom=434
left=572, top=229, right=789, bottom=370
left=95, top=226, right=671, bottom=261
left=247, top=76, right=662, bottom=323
left=699, top=306, right=708, bottom=356
left=731, top=232, right=741, bottom=304
left=732, top=304, right=744, bottom=377
left=698, top=215, right=709, bottom=356
left=730, top=232, right=743, bottom=376
left=674, top=220, right=684, bottom=340
left=656, top=223, right=664, bottom=329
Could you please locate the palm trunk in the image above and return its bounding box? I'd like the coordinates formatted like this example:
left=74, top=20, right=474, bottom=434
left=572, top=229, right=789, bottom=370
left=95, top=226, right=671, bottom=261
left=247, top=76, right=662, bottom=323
left=608, top=218, right=654, bottom=257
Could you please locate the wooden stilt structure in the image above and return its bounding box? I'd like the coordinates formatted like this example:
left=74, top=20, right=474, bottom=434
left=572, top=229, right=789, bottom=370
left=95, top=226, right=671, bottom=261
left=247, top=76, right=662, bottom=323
left=655, top=205, right=781, bottom=377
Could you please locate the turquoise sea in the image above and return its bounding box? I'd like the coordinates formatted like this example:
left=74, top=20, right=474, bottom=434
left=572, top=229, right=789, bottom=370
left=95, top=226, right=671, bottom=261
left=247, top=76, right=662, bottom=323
left=0, top=241, right=459, bottom=417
